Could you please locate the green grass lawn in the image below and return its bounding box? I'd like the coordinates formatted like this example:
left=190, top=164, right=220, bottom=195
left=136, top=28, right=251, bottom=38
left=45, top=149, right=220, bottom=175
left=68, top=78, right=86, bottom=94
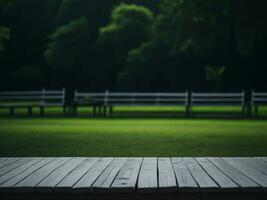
left=0, top=118, right=267, bottom=157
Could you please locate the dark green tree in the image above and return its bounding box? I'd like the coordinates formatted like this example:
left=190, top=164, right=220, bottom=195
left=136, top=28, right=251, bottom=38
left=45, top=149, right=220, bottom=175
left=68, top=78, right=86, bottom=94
left=120, top=0, right=267, bottom=91
left=45, top=17, right=91, bottom=89
left=98, top=3, right=154, bottom=91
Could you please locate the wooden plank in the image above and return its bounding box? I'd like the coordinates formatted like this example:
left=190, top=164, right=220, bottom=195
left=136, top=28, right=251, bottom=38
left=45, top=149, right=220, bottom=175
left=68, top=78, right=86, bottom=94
left=36, top=158, right=86, bottom=192
left=258, top=157, right=267, bottom=162
left=91, top=158, right=127, bottom=193
left=208, top=158, right=260, bottom=192
left=0, top=158, right=55, bottom=192
left=158, top=158, right=177, bottom=192
left=0, top=158, right=8, bottom=164
left=0, top=158, right=43, bottom=185
left=137, top=157, right=158, bottom=193
left=171, top=158, right=198, bottom=192
left=13, top=158, right=70, bottom=193
left=195, top=158, right=239, bottom=191
left=0, top=158, right=20, bottom=169
left=240, top=158, right=267, bottom=176
left=183, top=158, right=218, bottom=192
left=223, top=157, right=267, bottom=188
left=73, top=158, right=113, bottom=193
left=56, top=158, right=99, bottom=193
left=111, top=158, right=143, bottom=193
left=0, top=158, right=32, bottom=177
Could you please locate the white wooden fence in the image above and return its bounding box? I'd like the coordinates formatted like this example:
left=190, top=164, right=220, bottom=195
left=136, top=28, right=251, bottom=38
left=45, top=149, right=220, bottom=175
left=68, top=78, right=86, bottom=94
left=0, top=88, right=65, bottom=115
left=252, top=91, right=267, bottom=116
left=1, top=89, right=267, bottom=117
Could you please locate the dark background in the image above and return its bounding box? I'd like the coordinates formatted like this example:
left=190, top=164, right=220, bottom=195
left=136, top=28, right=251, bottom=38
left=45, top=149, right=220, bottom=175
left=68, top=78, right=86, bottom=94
left=0, top=0, right=266, bottom=92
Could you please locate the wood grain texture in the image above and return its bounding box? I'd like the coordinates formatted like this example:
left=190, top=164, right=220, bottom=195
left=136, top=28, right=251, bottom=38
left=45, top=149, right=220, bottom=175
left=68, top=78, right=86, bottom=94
left=13, top=158, right=70, bottom=193
left=195, top=157, right=239, bottom=191
left=158, top=158, right=177, bottom=192
left=92, top=158, right=127, bottom=193
left=223, top=157, right=267, bottom=189
left=0, top=157, right=267, bottom=195
left=73, top=158, right=113, bottom=194
left=138, top=157, right=158, bottom=193
left=36, top=158, right=86, bottom=192
left=183, top=158, right=218, bottom=192
left=0, top=158, right=55, bottom=192
left=208, top=157, right=260, bottom=192
left=0, top=158, right=43, bottom=185
left=56, top=158, right=99, bottom=193
left=111, top=158, right=143, bottom=193
left=171, top=157, right=198, bottom=192
left=0, top=158, right=19, bottom=168
left=241, top=157, right=267, bottom=175
left=0, top=158, right=32, bottom=177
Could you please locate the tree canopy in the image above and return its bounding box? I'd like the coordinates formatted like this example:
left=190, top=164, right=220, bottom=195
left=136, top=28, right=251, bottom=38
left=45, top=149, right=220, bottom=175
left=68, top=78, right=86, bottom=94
left=0, top=0, right=266, bottom=91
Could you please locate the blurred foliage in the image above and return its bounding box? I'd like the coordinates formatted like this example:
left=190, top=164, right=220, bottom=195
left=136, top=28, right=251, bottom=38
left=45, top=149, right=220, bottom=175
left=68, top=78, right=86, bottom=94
left=9, top=65, right=46, bottom=89
left=205, top=65, right=226, bottom=90
left=0, top=27, right=9, bottom=51
left=45, top=17, right=90, bottom=88
left=0, top=0, right=266, bottom=91
left=97, top=3, right=154, bottom=91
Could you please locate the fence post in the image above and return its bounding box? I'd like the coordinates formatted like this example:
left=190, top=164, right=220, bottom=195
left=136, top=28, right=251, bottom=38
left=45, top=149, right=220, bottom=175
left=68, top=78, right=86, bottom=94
left=131, top=93, right=135, bottom=105
left=40, top=88, right=45, bottom=116
left=62, top=88, right=67, bottom=116
left=156, top=93, right=160, bottom=105
left=9, top=107, right=14, bottom=116
left=73, top=89, right=78, bottom=116
left=251, top=90, right=258, bottom=117
left=28, top=106, right=32, bottom=116
left=247, top=90, right=252, bottom=118
left=252, top=90, right=258, bottom=117
left=104, top=90, right=109, bottom=117
left=185, top=91, right=190, bottom=117
left=241, top=90, right=246, bottom=117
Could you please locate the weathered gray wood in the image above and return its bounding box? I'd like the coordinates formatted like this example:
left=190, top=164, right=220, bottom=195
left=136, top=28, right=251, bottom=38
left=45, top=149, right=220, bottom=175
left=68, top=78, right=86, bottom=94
left=0, top=158, right=43, bottom=185
left=36, top=158, right=86, bottom=192
left=158, top=158, right=177, bottom=192
left=92, top=158, right=127, bottom=193
left=0, top=158, right=32, bottom=177
left=1, top=157, right=267, bottom=195
left=111, top=158, right=143, bottom=193
left=258, top=157, right=267, bottom=162
left=223, top=157, right=267, bottom=188
left=56, top=158, right=99, bottom=193
left=208, top=157, right=260, bottom=192
left=0, top=158, right=55, bottom=191
left=13, top=158, right=70, bottom=193
left=73, top=158, right=113, bottom=193
left=183, top=158, right=218, bottom=192
left=0, top=158, right=20, bottom=169
left=241, top=158, right=267, bottom=175
left=0, top=158, right=8, bottom=164
left=195, top=158, right=239, bottom=191
left=171, top=158, right=198, bottom=192
left=137, top=157, right=158, bottom=193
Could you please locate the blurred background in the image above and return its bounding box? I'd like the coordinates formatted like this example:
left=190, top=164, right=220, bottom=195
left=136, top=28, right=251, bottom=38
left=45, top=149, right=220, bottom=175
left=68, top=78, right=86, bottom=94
left=0, top=0, right=266, bottom=92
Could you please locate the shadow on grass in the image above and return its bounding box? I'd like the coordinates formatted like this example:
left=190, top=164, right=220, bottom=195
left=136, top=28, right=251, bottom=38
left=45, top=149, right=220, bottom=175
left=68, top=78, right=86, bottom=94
left=0, top=111, right=267, bottom=120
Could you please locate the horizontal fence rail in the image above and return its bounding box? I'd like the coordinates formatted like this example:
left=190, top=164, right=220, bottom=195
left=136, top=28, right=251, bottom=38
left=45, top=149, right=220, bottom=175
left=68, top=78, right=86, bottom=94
left=74, top=91, right=189, bottom=105
left=251, top=91, right=267, bottom=116
left=0, top=89, right=66, bottom=116
left=0, top=89, right=267, bottom=117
